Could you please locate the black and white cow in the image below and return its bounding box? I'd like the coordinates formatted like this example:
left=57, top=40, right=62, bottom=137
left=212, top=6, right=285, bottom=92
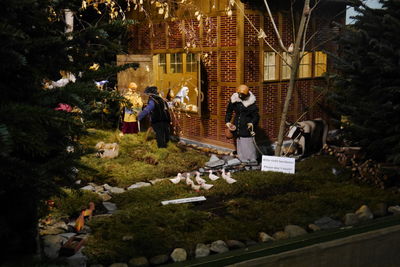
left=286, top=118, right=328, bottom=157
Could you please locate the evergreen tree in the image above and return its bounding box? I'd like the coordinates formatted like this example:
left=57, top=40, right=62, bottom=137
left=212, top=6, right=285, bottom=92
left=0, top=0, right=135, bottom=259
left=330, top=0, right=400, bottom=163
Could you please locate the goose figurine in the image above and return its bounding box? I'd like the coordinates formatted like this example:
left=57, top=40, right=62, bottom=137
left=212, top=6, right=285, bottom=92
left=191, top=183, right=201, bottom=191
left=195, top=171, right=206, bottom=185
left=169, top=173, right=183, bottom=184
left=221, top=168, right=230, bottom=180
left=208, top=170, right=219, bottom=181
left=225, top=175, right=237, bottom=184
left=186, top=173, right=194, bottom=185
left=201, top=183, right=214, bottom=190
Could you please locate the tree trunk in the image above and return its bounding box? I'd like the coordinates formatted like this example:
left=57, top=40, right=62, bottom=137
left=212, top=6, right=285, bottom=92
left=274, top=0, right=310, bottom=156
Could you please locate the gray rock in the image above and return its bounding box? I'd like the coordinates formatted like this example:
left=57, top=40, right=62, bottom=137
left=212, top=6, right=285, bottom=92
left=314, top=216, right=343, bottom=229
left=209, top=154, right=220, bottom=162
left=195, top=243, right=210, bottom=258
left=226, top=240, right=246, bottom=249
left=103, top=202, right=117, bottom=214
left=40, top=221, right=69, bottom=235
left=258, top=232, right=275, bottom=242
left=66, top=249, right=87, bottom=267
left=99, top=193, right=112, bottom=202
left=210, top=240, right=229, bottom=254
left=205, top=159, right=225, bottom=168
left=109, top=187, right=125, bottom=194
left=344, top=213, right=359, bottom=226
left=170, top=248, right=187, bottom=262
left=226, top=158, right=242, bottom=167
left=388, top=205, right=400, bottom=215
left=80, top=185, right=95, bottom=191
left=43, top=235, right=64, bottom=259
left=251, top=165, right=261, bottom=170
left=59, top=232, right=77, bottom=239
left=103, top=183, right=112, bottom=191
left=109, top=264, right=128, bottom=267
left=355, top=205, right=373, bottom=221
left=128, top=256, right=149, bottom=267
left=122, top=235, right=134, bottom=241
left=127, top=182, right=151, bottom=190
left=149, top=254, right=169, bottom=265
left=308, top=224, right=321, bottom=232
left=222, top=155, right=236, bottom=161
left=272, top=231, right=289, bottom=240
left=94, top=185, right=104, bottom=193
left=284, top=225, right=307, bottom=238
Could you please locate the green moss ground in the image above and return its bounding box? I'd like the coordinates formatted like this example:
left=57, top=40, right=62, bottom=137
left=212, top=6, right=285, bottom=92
left=52, top=129, right=400, bottom=265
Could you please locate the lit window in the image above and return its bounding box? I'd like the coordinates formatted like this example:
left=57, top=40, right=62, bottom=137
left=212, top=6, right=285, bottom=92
left=263, top=52, right=276, bottom=81
left=186, top=53, right=197, bottom=72
left=158, top=54, right=166, bottom=74
left=170, top=53, right=182, bottom=73
left=282, top=52, right=292, bottom=80
left=314, top=51, right=327, bottom=77
left=299, top=52, right=311, bottom=78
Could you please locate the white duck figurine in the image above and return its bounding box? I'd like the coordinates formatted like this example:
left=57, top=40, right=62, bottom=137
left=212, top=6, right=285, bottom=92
left=195, top=171, right=206, bottom=185
left=186, top=173, right=194, bottom=185
left=221, top=168, right=230, bottom=180
left=222, top=169, right=236, bottom=184
left=169, top=173, right=183, bottom=184
left=208, top=170, right=219, bottom=181
left=191, top=183, right=201, bottom=191
left=201, top=183, right=214, bottom=190
left=225, top=175, right=237, bottom=184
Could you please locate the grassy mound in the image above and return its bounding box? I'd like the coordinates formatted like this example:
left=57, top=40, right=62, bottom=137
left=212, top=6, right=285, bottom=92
left=55, top=136, right=399, bottom=265
left=78, top=129, right=208, bottom=187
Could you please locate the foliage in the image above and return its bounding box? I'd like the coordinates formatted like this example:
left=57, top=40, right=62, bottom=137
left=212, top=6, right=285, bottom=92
left=329, top=0, right=400, bottom=163
left=50, top=189, right=102, bottom=220
left=0, top=0, right=133, bottom=258
left=79, top=155, right=400, bottom=265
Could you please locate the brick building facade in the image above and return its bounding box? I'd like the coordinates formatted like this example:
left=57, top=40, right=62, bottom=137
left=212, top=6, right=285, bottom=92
left=125, top=0, right=346, bottom=149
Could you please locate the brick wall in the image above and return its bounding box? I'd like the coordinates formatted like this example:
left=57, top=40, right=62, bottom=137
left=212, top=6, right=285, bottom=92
left=220, top=15, right=237, bottom=47
left=281, top=13, right=293, bottom=48
left=203, top=51, right=217, bottom=82
left=184, top=19, right=201, bottom=48
left=263, top=13, right=279, bottom=48
left=126, top=4, right=342, bottom=148
left=153, top=23, right=167, bottom=50
left=208, top=85, right=218, bottom=116
left=220, top=51, right=237, bottom=82
left=168, top=21, right=182, bottom=48
left=202, top=17, right=217, bottom=48
left=244, top=14, right=260, bottom=47
left=244, top=50, right=259, bottom=83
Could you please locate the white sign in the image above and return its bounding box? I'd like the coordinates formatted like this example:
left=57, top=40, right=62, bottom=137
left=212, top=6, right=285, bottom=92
left=261, top=155, right=295, bottom=174
left=161, top=196, right=206, bottom=205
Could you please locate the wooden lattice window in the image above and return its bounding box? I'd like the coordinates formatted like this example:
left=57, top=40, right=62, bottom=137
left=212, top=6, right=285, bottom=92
left=186, top=53, right=197, bottom=72
left=158, top=54, right=166, bottom=74
left=299, top=52, right=312, bottom=78
left=314, top=51, right=327, bottom=77
left=281, top=52, right=292, bottom=80
left=170, top=53, right=182, bottom=73
left=263, top=52, right=276, bottom=81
